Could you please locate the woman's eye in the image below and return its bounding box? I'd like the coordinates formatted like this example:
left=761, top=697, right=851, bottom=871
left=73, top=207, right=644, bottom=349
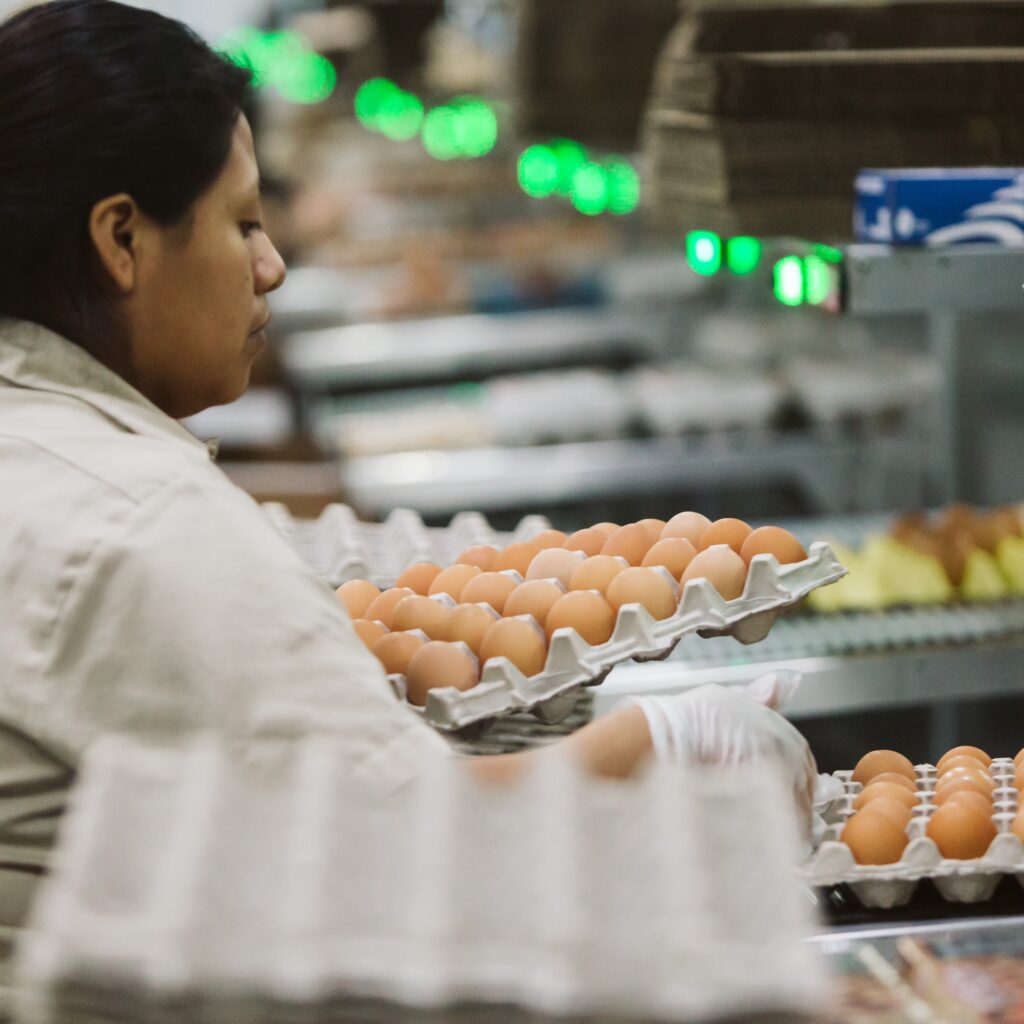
left=241, top=221, right=263, bottom=237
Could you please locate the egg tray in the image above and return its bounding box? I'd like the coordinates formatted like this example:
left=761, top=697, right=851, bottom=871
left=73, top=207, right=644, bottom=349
left=801, top=761, right=1024, bottom=910
left=391, top=542, right=847, bottom=735
left=261, top=503, right=553, bottom=589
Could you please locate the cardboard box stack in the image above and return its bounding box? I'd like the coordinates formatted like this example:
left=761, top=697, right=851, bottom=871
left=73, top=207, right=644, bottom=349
left=645, top=0, right=1024, bottom=237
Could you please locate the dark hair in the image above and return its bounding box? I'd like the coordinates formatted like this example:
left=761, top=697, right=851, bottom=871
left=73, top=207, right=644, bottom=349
left=0, top=0, right=252, bottom=344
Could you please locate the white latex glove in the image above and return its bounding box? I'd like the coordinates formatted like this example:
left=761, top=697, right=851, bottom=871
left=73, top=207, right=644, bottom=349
left=625, top=673, right=818, bottom=837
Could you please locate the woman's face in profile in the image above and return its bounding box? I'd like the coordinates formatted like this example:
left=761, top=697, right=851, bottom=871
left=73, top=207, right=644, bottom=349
left=129, top=115, right=286, bottom=419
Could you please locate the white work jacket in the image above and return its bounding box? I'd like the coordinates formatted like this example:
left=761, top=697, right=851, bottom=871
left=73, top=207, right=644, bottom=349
left=0, top=318, right=448, bottom=994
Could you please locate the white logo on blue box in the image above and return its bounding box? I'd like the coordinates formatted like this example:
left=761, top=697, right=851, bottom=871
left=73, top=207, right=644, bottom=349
left=855, top=169, right=1024, bottom=247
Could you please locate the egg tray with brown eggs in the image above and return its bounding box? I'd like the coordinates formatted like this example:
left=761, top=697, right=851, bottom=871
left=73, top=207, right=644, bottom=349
left=802, top=747, right=1024, bottom=909
left=337, top=517, right=847, bottom=734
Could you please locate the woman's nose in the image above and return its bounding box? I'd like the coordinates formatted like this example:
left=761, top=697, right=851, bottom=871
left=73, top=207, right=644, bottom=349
left=254, top=233, right=287, bottom=295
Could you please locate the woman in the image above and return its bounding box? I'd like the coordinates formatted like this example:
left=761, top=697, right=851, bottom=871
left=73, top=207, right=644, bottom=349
left=0, top=0, right=814, bottom=997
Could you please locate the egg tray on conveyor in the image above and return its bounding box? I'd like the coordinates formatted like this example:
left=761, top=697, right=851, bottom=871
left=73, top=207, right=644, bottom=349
left=802, top=761, right=1024, bottom=910
left=392, top=543, right=847, bottom=735
left=261, top=503, right=552, bottom=589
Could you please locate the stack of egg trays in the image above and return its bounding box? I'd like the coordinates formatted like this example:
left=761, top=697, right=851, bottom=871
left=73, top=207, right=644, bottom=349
left=404, top=542, right=847, bottom=734
left=801, top=760, right=1023, bottom=909
left=13, top=736, right=825, bottom=1024
left=261, top=503, right=552, bottom=589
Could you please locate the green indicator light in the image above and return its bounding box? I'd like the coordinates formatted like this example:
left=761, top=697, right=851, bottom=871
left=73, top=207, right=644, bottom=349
left=725, top=236, right=762, bottom=275
left=355, top=78, right=402, bottom=129
left=814, top=243, right=844, bottom=264
left=219, top=27, right=276, bottom=86
left=804, top=255, right=832, bottom=305
left=377, top=91, right=424, bottom=141
left=774, top=256, right=806, bottom=307
left=604, top=160, right=640, bottom=215
left=686, top=231, right=722, bottom=276
left=422, top=106, right=461, bottom=159
left=449, top=97, right=498, bottom=157
left=275, top=51, right=336, bottom=105
left=570, top=163, right=610, bottom=216
left=550, top=139, right=588, bottom=195
left=518, top=145, right=560, bottom=197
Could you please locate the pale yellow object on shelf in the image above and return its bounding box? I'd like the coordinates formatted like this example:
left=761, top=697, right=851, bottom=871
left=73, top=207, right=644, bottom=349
left=865, top=536, right=955, bottom=607
left=997, top=536, right=1024, bottom=595
left=960, top=548, right=1010, bottom=601
left=806, top=541, right=885, bottom=612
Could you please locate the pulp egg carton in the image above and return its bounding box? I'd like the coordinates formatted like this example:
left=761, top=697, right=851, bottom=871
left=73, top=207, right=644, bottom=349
left=801, top=759, right=1024, bottom=909
left=402, top=542, right=847, bottom=734
left=13, top=736, right=824, bottom=1024
left=261, top=502, right=552, bottom=589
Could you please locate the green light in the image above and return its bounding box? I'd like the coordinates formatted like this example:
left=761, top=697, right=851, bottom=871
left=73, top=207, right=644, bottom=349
left=814, top=243, right=844, bottom=264
left=570, top=163, right=610, bottom=216
left=604, top=160, right=640, bottom=215
left=449, top=96, right=498, bottom=157
left=686, top=231, right=722, bottom=276
left=550, top=139, right=588, bottom=195
left=518, top=145, right=560, bottom=197
left=725, top=236, right=762, bottom=275
left=275, top=51, right=336, bottom=105
left=219, top=27, right=276, bottom=85
left=773, top=256, right=806, bottom=307
left=804, top=255, right=832, bottom=305
left=355, top=78, right=402, bottom=128
left=422, top=106, right=462, bottom=159
left=377, top=91, right=424, bottom=141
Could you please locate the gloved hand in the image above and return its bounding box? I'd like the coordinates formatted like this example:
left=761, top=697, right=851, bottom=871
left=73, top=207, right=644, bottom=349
left=624, top=673, right=818, bottom=836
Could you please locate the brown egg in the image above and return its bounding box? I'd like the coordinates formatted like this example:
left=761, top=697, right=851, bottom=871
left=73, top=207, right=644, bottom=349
left=364, top=588, right=416, bottom=629
left=937, top=755, right=991, bottom=779
left=590, top=522, right=619, bottom=537
left=1017, top=764, right=1024, bottom=791
left=871, top=772, right=918, bottom=794
left=428, top=564, right=483, bottom=601
left=479, top=618, right=548, bottom=677
left=600, top=523, right=655, bottom=566
left=739, top=527, right=807, bottom=567
left=391, top=595, right=449, bottom=639
left=698, top=518, right=752, bottom=554
left=1012, top=808, right=1024, bottom=844
left=860, top=797, right=913, bottom=831
left=944, top=790, right=995, bottom=819
left=404, top=641, right=480, bottom=706
left=569, top=555, right=628, bottom=595
left=545, top=590, right=616, bottom=646
left=636, top=518, right=667, bottom=543
left=456, top=545, right=499, bottom=571
left=661, top=511, right=711, bottom=546
left=503, top=579, right=566, bottom=626
left=934, top=778, right=995, bottom=806
left=926, top=801, right=996, bottom=860
left=936, top=746, right=993, bottom=773
left=395, top=562, right=443, bottom=595
left=642, top=537, right=697, bottom=580
left=679, top=546, right=748, bottom=601
left=853, top=782, right=918, bottom=812
left=335, top=579, right=381, bottom=620
left=1015, top=748, right=1024, bottom=769
left=459, top=572, right=519, bottom=614
left=841, top=811, right=909, bottom=865
left=352, top=618, right=388, bottom=650
left=526, top=548, right=585, bottom=588
left=563, top=528, right=608, bottom=557
left=935, top=766, right=996, bottom=795
left=492, top=542, right=541, bottom=576
left=605, top=567, right=678, bottom=621
left=445, top=603, right=500, bottom=655
left=371, top=631, right=426, bottom=675
left=852, top=750, right=917, bottom=785
left=530, top=529, right=568, bottom=550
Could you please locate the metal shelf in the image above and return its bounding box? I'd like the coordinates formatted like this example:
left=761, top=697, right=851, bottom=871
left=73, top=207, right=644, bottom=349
left=338, top=432, right=926, bottom=518
left=281, top=308, right=662, bottom=392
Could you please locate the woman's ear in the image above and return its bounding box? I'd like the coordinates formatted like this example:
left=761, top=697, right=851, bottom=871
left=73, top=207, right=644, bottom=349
left=88, top=193, right=142, bottom=294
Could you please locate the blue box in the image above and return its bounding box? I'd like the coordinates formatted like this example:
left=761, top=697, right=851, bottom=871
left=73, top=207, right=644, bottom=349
left=854, top=168, right=1024, bottom=246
